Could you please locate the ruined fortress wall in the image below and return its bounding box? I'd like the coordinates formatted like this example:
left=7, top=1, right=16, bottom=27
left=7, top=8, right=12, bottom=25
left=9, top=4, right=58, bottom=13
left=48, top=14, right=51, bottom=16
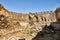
left=9, top=13, right=29, bottom=22
left=0, top=4, right=57, bottom=32
left=0, top=4, right=56, bottom=24
left=0, top=4, right=58, bottom=40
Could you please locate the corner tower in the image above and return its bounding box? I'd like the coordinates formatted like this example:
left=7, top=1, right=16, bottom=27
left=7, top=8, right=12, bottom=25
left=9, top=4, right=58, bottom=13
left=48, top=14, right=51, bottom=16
left=55, top=7, right=60, bottom=22
left=0, top=4, right=3, bottom=11
left=0, top=4, right=9, bottom=16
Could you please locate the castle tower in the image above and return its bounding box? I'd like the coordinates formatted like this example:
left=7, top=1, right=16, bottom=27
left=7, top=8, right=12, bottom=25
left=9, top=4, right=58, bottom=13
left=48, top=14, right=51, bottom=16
left=0, top=4, right=9, bottom=17
left=0, top=4, right=3, bottom=11
left=55, top=7, right=60, bottom=22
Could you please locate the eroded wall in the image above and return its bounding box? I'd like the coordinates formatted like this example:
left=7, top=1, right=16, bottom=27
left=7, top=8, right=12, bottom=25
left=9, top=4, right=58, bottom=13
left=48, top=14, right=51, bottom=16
left=0, top=4, right=57, bottom=40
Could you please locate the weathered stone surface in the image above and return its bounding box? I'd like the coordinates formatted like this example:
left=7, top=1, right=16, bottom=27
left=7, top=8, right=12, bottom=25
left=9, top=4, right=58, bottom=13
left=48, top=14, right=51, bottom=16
left=0, top=4, right=60, bottom=40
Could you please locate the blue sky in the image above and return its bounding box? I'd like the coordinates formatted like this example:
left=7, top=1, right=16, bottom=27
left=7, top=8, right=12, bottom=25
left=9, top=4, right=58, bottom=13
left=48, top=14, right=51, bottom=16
left=0, top=0, right=60, bottom=13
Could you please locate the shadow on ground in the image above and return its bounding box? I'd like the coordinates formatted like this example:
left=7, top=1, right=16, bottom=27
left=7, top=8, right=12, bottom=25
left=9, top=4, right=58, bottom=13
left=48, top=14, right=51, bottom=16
left=32, top=22, right=60, bottom=40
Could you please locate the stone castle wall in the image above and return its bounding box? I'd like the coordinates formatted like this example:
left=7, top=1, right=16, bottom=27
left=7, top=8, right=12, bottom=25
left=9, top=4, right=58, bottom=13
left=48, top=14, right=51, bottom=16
left=0, top=4, right=58, bottom=40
